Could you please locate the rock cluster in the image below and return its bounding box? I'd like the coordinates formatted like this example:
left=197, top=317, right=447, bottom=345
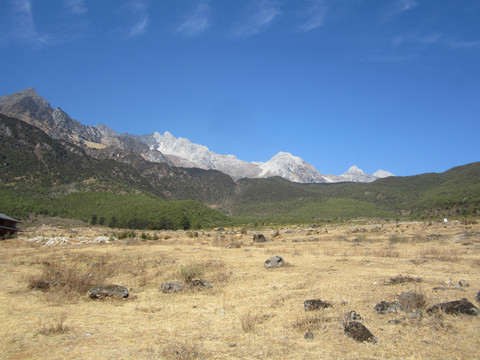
left=88, top=285, right=129, bottom=299
left=160, top=280, right=213, bottom=294
left=343, top=310, right=377, bottom=343
left=304, top=299, right=331, bottom=311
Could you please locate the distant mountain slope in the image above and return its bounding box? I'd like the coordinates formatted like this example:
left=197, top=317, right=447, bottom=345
left=1, top=113, right=479, bottom=222
left=0, top=114, right=235, bottom=204
left=141, top=130, right=392, bottom=183
left=226, top=162, right=480, bottom=218
left=0, top=88, right=393, bottom=183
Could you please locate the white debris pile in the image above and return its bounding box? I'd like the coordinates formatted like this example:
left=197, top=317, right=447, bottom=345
left=24, top=235, right=117, bottom=246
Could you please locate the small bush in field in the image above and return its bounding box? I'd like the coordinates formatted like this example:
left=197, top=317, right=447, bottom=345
left=37, top=314, right=70, bottom=335
left=178, top=263, right=206, bottom=284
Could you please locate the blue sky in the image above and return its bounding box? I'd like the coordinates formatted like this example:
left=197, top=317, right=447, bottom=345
left=1, top=0, right=479, bottom=176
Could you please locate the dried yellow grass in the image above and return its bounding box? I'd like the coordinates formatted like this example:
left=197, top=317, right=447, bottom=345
left=0, top=220, right=479, bottom=359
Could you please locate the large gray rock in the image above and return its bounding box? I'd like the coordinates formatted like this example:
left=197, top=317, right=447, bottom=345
left=88, top=285, right=129, bottom=299
left=426, top=298, right=479, bottom=316
left=264, top=255, right=285, bottom=268
left=304, top=299, right=331, bottom=311
left=253, top=234, right=267, bottom=242
left=344, top=321, right=377, bottom=343
left=161, top=281, right=185, bottom=293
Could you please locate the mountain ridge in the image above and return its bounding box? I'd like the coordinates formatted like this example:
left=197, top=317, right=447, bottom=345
left=0, top=88, right=393, bottom=184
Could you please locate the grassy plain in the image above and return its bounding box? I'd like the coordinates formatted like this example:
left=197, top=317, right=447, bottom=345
left=1, top=219, right=479, bottom=359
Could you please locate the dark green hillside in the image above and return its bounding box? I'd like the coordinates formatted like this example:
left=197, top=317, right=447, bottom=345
left=0, top=114, right=230, bottom=228
left=1, top=113, right=478, bottom=225
left=228, top=163, right=480, bottom=219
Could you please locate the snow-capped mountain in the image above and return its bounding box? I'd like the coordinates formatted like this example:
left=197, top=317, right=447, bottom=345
left=257, top=152, right=328, bottom=183
left=0, top=88, right=394, bottom=184
left=139, top=131, right=392, bottom=183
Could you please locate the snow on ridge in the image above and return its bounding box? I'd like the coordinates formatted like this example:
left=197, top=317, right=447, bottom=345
left=148, top=132, right=392, bottom=183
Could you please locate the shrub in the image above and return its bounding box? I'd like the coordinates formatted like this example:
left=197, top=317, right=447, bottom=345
left=385, top=274, right=422, bottom=285
left=389, top=234, right=406, bottom=244
left=37, top=314, right=70, bottom=335
left=178, top=263, right=206, bottom=284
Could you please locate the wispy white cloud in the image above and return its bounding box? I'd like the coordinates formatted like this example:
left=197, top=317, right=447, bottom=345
left=234, top=0, right=281, bottom=38
left=447, top=39, right=480, bottom=50
left=393, top=33, right=442, bottom=47
left=126, top=0, right=148, bottom=38
left=397, top=0, right=417, bottom=13
left=64, top=0, right=87, bottom=15
left=380, top=0, right=417, bottom=24
left=176, top=3, right=210, bottom=36
left=0, top=0, right=49, bottom=48
left=297, top=0, right=330, bottom=32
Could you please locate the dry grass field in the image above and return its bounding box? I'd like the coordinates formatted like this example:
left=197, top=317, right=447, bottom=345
left=1, top=218, right=479, bottom=359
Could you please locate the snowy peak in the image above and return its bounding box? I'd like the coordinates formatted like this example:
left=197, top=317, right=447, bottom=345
left=258, top=152, right=326, bottom=183
left=146, top=131, right=260, bottom=179
left=346, top=165, right=365, bottom=174
left=373, top=169, right=394, bottom=178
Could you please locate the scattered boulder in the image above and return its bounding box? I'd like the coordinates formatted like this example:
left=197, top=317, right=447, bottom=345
left=344, top=321, right=377, bottom=343
left=188, top=279, right=213, bottom=289
left=458, top=279, right=470, bottom=287
left=374, top=301, right=401, bottom=314
left=161, top=281, right=185, bottom=293
left=426, top=298, right=479, bottom=316
left=304, top=299, right=331, bottom=311
left=476, top=290, right=480, bottom=303
left=88, top=285, right=129, bottom=299
left=264, top=255, right=285, bottom=268
left=253, top=234, right=267, bottom=242
left=344, top=310, right=363, bottom=322
left=304, top=331, right=314, bottom=340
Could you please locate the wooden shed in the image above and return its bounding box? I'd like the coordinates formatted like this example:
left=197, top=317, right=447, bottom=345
left=0, top=213, right=21, bottom=239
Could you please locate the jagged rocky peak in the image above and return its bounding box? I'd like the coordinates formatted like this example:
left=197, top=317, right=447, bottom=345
left=95, top=124, right=118, bottom=137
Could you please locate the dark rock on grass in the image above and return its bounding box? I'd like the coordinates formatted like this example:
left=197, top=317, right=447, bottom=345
left=344, top=321, right=377, bottom=343
left=88, top=285, right=129, bottom=299
left=304, top=331, right=314, bottom=340
left=188, top=279, right=213, bottom=289
left=476, top=290, right=480, bottom=303
left=374, top=301, right=401, bottom=314
left=304, top=299, right=332, bottom=311
left=426, top=298, right=479, bottom=316
left=344, top=310, right=363, bottom=322
left=253, top=234, right=267, bottom=243
left=161, top=281, right=185, bottom=293
left=264, top=255, right=285, bottom=268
